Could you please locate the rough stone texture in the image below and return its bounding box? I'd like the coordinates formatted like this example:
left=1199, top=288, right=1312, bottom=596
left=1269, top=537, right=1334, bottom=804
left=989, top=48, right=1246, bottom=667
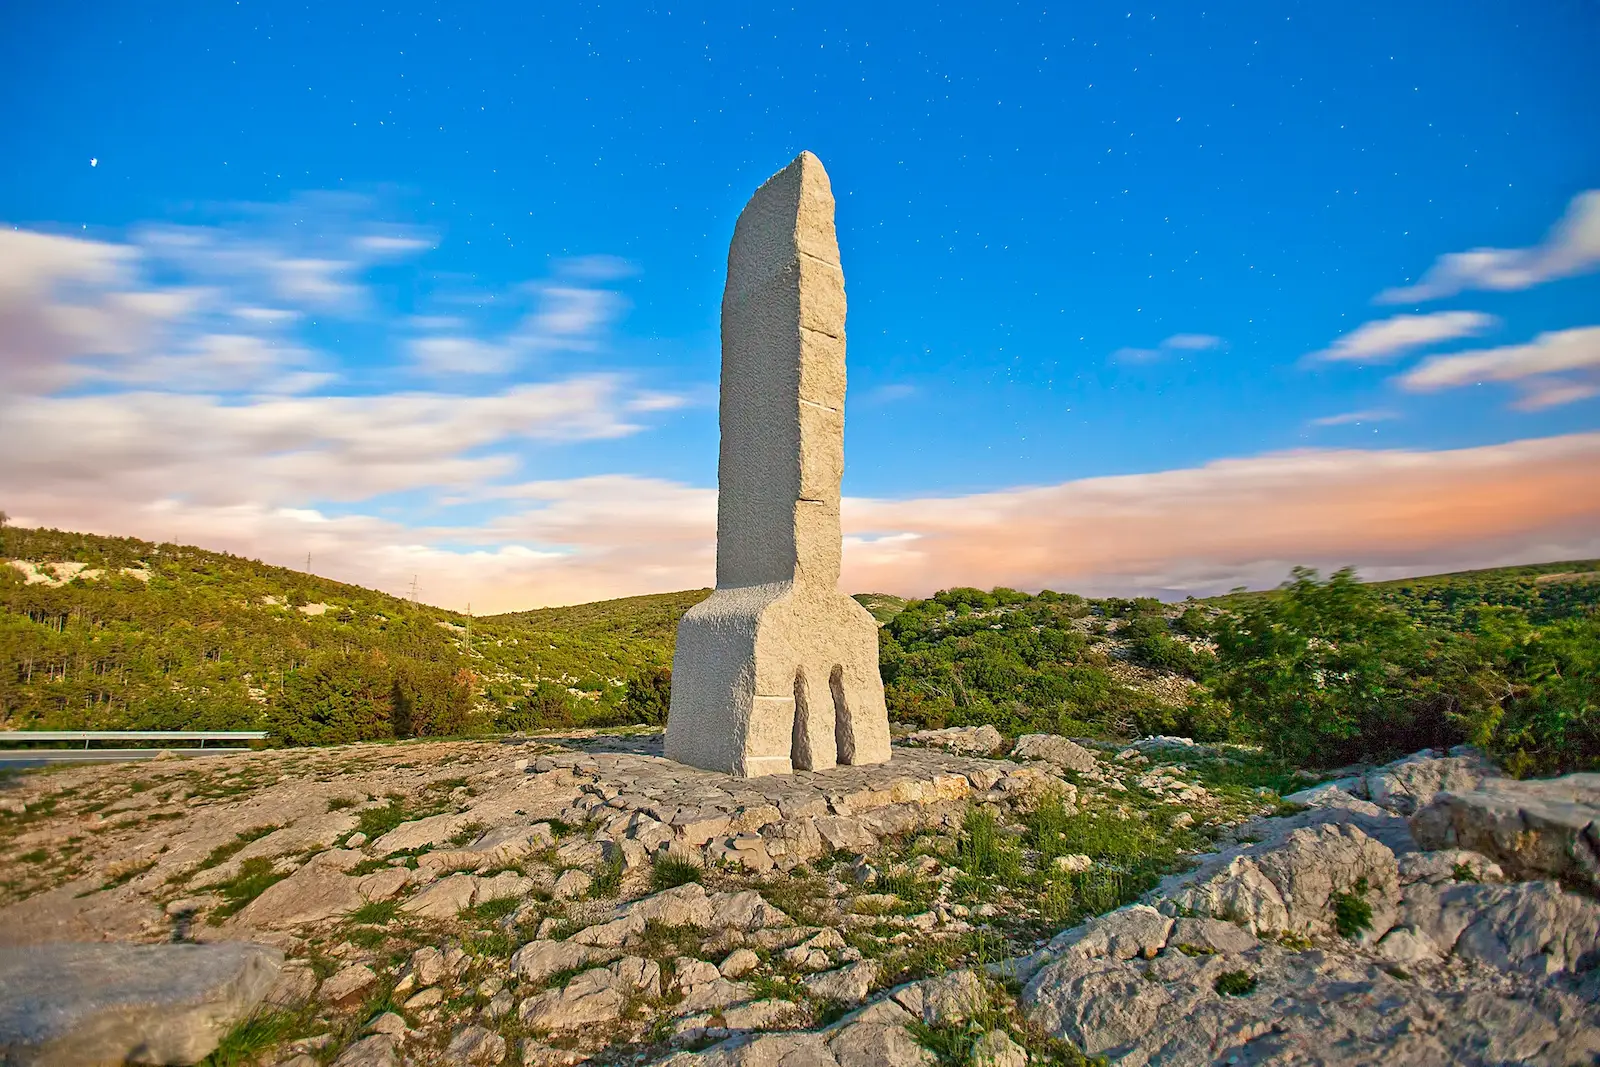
left=1162, top=820, right=1403, bottom=938
left=445, top=1024, right=508, bottom=1065
left=1011, top=748, right=1600, bottom=1066
left=666, top=152, right=891, bottom=777
left=968, top=1030, right=1028, bottom=1067
left=1009, top=733, right=1097, bottom=773
left=1410, top=772, right=1600, bottom=893
left=913, top=969, right=988, bottom=1026
left=320, top=963, right=378, bottom=1008
left=0, top=941, right=282, bottom=1066
left=906, top=726, right=1004, bottom=757
left=331, top=1034, right=400, bottom=1067
left=518, top=967, right=627, bottom=1031
left=230, top=862, right=362, bottom=930
left=801, top=960, right=877, bottom=1005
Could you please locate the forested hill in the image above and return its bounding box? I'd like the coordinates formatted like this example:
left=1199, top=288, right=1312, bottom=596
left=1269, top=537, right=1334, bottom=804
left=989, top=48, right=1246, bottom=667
left=4, top=523, right=1596, bottom=772
left=0, top=526, right=700, bottom=734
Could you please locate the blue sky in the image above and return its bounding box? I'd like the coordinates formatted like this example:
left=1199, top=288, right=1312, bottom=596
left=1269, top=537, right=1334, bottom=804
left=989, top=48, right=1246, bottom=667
left=3, top=2, right=1598, bottom=610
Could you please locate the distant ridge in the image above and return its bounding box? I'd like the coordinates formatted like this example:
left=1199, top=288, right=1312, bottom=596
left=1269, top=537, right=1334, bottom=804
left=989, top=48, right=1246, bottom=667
left=3, top=522, right=1595, bottom=733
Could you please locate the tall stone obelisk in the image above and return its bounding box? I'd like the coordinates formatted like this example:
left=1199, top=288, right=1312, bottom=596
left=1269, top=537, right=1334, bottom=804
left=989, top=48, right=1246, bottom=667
left=665, top=152, right=892, bottom=777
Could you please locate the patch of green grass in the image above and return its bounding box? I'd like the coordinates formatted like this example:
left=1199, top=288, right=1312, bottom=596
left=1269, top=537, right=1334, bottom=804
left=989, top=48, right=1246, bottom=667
left=956, top=807, right=1022, bottom=880
left=1332, top=878, right=1373, bottom=939
left=546, top=818, right=576, bottom=837
left=346, top=926, right=389, bottom=950
left=541, top=917, right=585, bottom=942
left=649, top=855, right=702, bottom=892
left=199, top=1005, right=320, bottom=1067
left=354, top=797, right=410, bottom=841
left=746, top=973, right=806, bottom=1002
left=191, top=825, right=280, bottom=875
left=18, top=849, right=49, bottom=864
left=326, top=796, right=359, bottom=812
left=1450, top=862, right=1479, bottom=883
left=348, top=857, right=392, bottom=876
left=207, top=858, right=288, bottom=923
left=145, top=810, right=186, bottom=823
left=464, top=895, right=520, bottom=924
left=755, top=873, right=832, bottom=927
left=349, top=899, right=398, bottom=925
left=635, top=920, right=707, bottom=961
left=462, top=927, right=519, bottom=959
left=867, top=868, right=932, bottom=911
left=1214, top=969, right=1258, bottom=996
left=588, top=852, right=624, bottom=898
left=1173, top=942, right=1218, bottom=957
left=449, top=820, right=488, bottom=848
left=864, top=927, right=1011, bottom=989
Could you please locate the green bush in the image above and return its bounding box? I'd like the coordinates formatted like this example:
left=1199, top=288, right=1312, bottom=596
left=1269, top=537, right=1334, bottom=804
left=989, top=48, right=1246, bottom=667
left=267, top=651, right=395, bottom=745
left=1333, top=879, right=1374, bottom=939
left=625, top=666, right=672, bottom=726
left=1214, top=970, right=1258, bottom=996
left=1207, top=568, right=1460, bottom=765
left=1208, top=567, right=1600, bottom=773
left=391, top=662, right=474, bottom=738
left=495, top=681, right=579, bottom=731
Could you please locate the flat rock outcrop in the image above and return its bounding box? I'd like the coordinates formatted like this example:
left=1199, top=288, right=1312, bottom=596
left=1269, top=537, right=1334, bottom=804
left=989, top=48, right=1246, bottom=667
left=1411, top=772, right=1600, bottom=893
left=0, top=941, right=282, bottom=1065
left=1011, top=748, right=1600, bottom=1066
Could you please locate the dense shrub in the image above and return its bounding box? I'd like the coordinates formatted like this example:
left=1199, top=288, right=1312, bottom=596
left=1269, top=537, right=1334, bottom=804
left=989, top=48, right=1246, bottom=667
left=391, top=663, right=475, bottom=738
left=624, top=666, right=672, bottom=726
left=268, top=651, right=396, bottom=745
left=495, top=680, right=580, bottom=731
left=1119, top=615, right=1213, bottom=679
left=880, top=587, right=1210, bottom=739
left=1207, top=567, right=1600, bottom=774
left=1207, top=568, right=1461, bottom=765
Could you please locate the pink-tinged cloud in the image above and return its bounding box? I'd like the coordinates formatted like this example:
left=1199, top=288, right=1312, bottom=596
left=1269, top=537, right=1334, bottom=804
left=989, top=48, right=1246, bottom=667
left=7, top=434, right=1597, bottom=612
left=1397, top=326, right=1600, bottom=410
left=1377, top=190, right=1600, bottom=303
left=1309, top=311, right=1497, bottom=364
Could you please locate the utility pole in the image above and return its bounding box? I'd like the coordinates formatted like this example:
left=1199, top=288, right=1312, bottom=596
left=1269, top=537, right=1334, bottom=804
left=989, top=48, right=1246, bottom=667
left=305, top=551, right=312, bottom=573
left=409, top=575, right=419, bottom=604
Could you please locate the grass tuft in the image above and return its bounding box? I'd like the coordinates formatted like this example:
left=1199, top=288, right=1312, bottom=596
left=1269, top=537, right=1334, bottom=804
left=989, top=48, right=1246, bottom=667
left=1214, top=969, right=1258, bottom=996
left=1331, top=878, right=1373, bottom=939
left=649, top=855, right=702, bottom=892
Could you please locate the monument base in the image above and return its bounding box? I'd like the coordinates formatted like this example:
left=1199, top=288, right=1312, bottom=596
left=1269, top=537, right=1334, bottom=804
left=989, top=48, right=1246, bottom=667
left=665, top=581, right=892, bottom=777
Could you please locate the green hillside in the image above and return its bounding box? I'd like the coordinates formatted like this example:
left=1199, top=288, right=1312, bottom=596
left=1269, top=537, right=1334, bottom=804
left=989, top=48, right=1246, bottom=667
left=0, top=526, right=698, bottom=736
left=3, top=525, right=1595, bottom=772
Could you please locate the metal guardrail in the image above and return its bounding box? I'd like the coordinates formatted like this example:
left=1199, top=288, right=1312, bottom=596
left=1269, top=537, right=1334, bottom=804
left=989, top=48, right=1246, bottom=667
left=0, top=730, right=268, bottom=749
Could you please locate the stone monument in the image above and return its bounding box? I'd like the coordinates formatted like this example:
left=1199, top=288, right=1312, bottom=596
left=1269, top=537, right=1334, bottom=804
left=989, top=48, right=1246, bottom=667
left=664, top=152, right=893, bottom=777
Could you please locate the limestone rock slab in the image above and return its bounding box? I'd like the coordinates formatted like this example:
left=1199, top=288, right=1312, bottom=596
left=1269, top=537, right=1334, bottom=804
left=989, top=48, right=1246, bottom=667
left=1410, top=772, right=1600, bottom=892
left=0, top=941, right=282, bottom=1066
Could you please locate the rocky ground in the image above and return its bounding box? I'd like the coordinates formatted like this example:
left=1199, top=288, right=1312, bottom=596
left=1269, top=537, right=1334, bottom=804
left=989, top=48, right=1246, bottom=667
left=0, top=730, right=1595, bottom=1066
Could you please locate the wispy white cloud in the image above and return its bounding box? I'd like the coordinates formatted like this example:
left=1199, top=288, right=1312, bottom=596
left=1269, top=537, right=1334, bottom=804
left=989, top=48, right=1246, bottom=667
left=0, top=202, right=684, bottom=596
left=1378, top=190, right=1600, bottom=303
left=408, top=275, right=630, bottom=376
left=1309, top=311, right=1497, bottom=364
left=864, top=383, right=918, bottom=403
left=1513, top=382, right=1600, bottom=411
left=1309, top=409, right=1400, bottom=427
left=1397, top=326, right=1600, bottom=409
left=1112, top=333, right=1225, bottom=364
